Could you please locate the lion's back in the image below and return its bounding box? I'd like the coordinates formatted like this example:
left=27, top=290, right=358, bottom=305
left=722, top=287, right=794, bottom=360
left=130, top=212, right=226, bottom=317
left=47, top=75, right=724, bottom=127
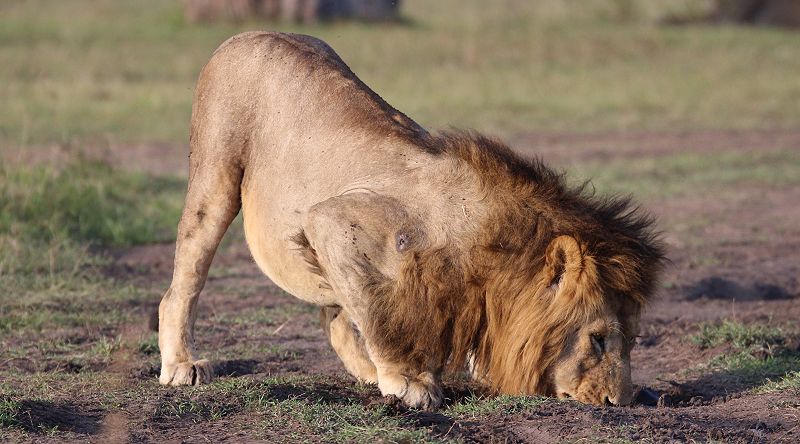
left=211, top=31, right=344, bottom=74
left=197, top=31, right=348, bottom=104
left=193, top=31, right=429, bottom=162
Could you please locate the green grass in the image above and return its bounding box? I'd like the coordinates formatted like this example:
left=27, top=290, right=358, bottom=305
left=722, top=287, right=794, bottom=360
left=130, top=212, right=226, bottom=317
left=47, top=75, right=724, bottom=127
left=137, top=333, right=160, bottom=356
left=2, top=0, right=800, bottom=149
left=154, top=397, right=234, bottom=422
left=0, top=398, right=21, bottom=428
left=0, top=160, right=184, bottom=247
left=0, top=159, right=183, bottom=337
left=688, top=320, right=800, bottom=392
left=756, top=371, right=800, bottom=394
left=445, top=394, right=549, bottom=417
left=258, top=397, right=434, bottom=443
left=0, top=371, right=112, bottom=404
left=0, top=159, right=183, bottom=374
left=572, top=148, right=800, bottom=198
left=0, top=159, right=182, bottom=323
left=690, top=320, right=792, bottom=349
left=212, top=376, right=548, bottom=442
left=208, top=376, right=439, bottom=443
left=707, top=350, right=800, bottom=387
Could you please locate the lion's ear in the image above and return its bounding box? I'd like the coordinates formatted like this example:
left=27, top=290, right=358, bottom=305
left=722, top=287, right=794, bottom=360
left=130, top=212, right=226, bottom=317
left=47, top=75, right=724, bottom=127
left=544, top=235, right=584, bottom=292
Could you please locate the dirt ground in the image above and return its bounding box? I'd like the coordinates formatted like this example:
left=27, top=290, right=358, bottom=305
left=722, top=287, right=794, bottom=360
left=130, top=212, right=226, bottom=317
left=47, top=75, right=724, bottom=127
left=4, top=129, right=799, bottom=443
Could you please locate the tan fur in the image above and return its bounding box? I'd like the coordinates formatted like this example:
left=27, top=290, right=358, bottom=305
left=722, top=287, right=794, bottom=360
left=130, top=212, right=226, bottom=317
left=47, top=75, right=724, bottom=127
left=158, top=32, right=664, bottom=410
left=320, top=307, right=377, bottom=383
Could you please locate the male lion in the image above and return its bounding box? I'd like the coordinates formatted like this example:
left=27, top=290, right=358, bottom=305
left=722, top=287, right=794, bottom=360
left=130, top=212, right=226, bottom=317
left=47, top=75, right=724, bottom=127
left=159, top=32, right=664, bottom=410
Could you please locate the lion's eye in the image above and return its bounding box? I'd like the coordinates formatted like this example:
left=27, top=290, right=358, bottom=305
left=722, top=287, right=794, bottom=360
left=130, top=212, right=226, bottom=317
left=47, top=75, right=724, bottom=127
left=590, top=334, right=605, bottom=356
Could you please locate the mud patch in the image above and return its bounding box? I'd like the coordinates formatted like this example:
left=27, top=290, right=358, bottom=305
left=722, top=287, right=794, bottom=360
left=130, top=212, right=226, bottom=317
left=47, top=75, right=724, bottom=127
left=262, top=378, right=369, bottom=404
left=505, top=395, right=794, bottom=443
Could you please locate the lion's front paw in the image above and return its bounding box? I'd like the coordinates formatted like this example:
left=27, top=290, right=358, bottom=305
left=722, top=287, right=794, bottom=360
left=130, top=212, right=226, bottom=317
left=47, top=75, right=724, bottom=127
left=379, top=371, right=443, bottom=411
left=159, top=359, right=214, bottom=386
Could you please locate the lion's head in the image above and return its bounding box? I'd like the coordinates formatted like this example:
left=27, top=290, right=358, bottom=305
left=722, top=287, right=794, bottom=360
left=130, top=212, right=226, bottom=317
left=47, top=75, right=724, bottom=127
left=543, top=236, right=644, bottom=406
left=550, top=302, right=636, bottom=406
left=454, top=234, right=660, bottom=406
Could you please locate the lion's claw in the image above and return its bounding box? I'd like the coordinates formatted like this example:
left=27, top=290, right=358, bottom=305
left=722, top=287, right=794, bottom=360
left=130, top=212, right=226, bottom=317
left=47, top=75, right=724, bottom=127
left=159, top=359, right=214, bottom=386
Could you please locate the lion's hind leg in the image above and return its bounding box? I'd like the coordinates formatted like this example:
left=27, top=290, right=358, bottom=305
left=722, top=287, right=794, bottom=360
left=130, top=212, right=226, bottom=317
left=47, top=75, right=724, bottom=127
left=158, top=166, right=242, bottom=386
left=301, top=193, right=444, bottom=411
left=321, top=307, right=378, bottom=383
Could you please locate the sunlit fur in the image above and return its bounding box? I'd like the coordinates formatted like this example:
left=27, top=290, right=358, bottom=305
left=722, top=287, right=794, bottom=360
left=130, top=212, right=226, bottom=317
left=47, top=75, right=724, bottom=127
left=352, top=131, right=665, bottom=397
left=161, top=31, right=664, bottom=405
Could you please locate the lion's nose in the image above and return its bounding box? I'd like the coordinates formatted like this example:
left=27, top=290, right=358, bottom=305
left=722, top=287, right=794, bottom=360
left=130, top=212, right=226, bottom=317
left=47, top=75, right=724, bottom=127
left=607, top=392, right=634, bottom=406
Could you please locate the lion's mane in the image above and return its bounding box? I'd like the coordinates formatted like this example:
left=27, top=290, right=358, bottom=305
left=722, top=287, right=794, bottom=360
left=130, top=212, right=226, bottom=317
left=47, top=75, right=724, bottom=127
left=355, top=131, right=664, bottom=394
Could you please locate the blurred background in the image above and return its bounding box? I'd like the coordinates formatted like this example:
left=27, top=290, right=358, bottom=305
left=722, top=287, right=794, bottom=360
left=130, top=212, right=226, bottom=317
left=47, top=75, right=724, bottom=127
left=2, top=0, right=799, bottom=150
left=1, top=1, right=799, bottom=442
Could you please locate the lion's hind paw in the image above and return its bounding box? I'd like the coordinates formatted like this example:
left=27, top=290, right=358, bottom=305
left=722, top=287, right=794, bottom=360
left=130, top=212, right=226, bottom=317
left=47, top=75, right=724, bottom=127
left=159, top=359, right=214, bottom=386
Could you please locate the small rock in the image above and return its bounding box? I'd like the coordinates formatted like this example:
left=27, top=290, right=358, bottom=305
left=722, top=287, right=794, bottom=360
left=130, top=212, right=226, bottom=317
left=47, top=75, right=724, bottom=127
left=751, top=347, right=771, bottom=361
left=753, top=421, right=770, bottom=431
left=663, top=379, right=689, bottom=398
left=784, top=338, right=800, bottom=352
left=635, top=387, right=660, bottom=406
left=709, top=428, right=725, bottom=440
left=637, top=335, right=658, bottom=347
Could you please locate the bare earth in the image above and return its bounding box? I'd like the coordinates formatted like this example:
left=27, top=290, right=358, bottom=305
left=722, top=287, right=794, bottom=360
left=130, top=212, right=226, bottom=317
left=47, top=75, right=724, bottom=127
left=5, top=129, right=800, bottom=443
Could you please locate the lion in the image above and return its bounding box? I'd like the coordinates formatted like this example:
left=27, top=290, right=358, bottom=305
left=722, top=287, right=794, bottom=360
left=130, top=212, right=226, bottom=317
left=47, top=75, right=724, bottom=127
left=158, top=31, right=665, bottom=410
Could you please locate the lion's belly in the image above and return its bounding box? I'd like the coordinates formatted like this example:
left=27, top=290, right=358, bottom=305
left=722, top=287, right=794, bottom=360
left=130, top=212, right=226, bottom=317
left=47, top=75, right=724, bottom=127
left=241, top=183, right=339, bottom=306
left=236, top=127, right=432, bottom=307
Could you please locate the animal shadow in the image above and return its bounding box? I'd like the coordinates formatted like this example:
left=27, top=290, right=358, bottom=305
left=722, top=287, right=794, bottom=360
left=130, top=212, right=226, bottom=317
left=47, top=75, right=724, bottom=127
left=215, top=359, right=262, bottom=377
left=10, top=400, right=103, bottom=434
left=685, top=277, right=794, bottom=301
